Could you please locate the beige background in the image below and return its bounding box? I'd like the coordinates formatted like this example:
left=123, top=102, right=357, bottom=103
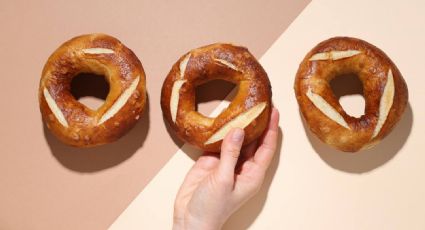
left=111, top=0, right=425, bottom=229
left=0, top=0, right=310, bottom=229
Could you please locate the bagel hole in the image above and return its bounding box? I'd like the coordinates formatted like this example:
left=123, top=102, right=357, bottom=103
left=330, top=73, right=365, bottom=118
left=195, top=79, right=237, bottom=118
left=70, top=73, right=109, bottom=110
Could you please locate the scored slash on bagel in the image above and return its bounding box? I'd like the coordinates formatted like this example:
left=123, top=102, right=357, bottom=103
left=294, top=37, right=408, bottom=152
left=179, top=54, right=191, bottom=76
left=43, top=88, right=69, bottom=128
left=170, top=54, right=192, bottom=122
left=161, top=43, right=272, bottom=152
left=214, top=58, right=240, bottom=71
left=372, top=69, right=395, bottom=138
left=204, top=102, right=267, bottom=145
left=170, top=80, right=187, bottom=122
left=309, top=50, right=361, bottom=61
left=39, top=34, right=147, bottom=147
left=82, top=48, right=115, bottom=54
left=306, top=88, right=350, bottom=129
left=98, top=76, right=140, bottom=125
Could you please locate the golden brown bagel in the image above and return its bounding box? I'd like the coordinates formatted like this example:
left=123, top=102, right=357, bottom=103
left=39, top=34, right=146, bottom=147
left=161, top=43, right=272, bottom=152
left=295, top=37, right=408, bottom=152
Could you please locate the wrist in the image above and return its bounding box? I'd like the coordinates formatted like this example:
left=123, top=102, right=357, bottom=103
left=173, top=214, right=223, bottom=230
left=184, top=213, right=223, bottom=230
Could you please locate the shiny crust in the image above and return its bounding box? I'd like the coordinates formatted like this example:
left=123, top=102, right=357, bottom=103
left=295, top=37, right=408, bottom=152
left=161, top=43, right=272, bottom=152
left=39, top=34, right=146, bottom=147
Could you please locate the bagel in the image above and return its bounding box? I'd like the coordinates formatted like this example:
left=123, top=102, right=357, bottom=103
left=161, top=43, right=272, bottom=152
left=295, top=37, right=408, bottom=152
left=39, top=34, right=146, bottom=147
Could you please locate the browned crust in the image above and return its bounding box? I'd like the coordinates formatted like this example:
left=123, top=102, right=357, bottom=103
left=294, top=37, right=408, bottom=152
left=39, top=33, right=147, bottom=147
left=161, top=43, right=272, bottom=152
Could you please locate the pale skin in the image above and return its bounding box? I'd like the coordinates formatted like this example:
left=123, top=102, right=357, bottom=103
left=173, top=108, right=280, bottom=230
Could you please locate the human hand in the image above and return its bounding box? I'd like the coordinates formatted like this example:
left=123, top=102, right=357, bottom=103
left=173, top=108, right=280, bottom=230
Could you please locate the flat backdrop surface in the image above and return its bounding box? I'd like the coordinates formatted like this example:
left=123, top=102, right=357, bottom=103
left=0, top=0, right=309, bottom=229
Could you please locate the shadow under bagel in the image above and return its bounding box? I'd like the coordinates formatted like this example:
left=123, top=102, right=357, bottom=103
left=43, top=73, right=150, bottom=173
left=298, top=72, right=413, bottom=173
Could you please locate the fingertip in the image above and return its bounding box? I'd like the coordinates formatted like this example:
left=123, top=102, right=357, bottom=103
left=232, top=128, right=245, bottom=142
left=222, top=128, right=245, bottom=146
left=272, top=107, right=279, bottom=120
left=269, top=107, right=280, bottom=130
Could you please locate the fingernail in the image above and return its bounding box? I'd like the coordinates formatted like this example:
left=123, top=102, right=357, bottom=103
left=232, top=129, right=244, bottom=142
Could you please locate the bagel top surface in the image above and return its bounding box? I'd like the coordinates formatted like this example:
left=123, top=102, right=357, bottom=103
left=295, top=37, right=408, bottom=152
left=39, top=33, right=146, bottom=147
left=161, top=43, right=272, bottom=152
